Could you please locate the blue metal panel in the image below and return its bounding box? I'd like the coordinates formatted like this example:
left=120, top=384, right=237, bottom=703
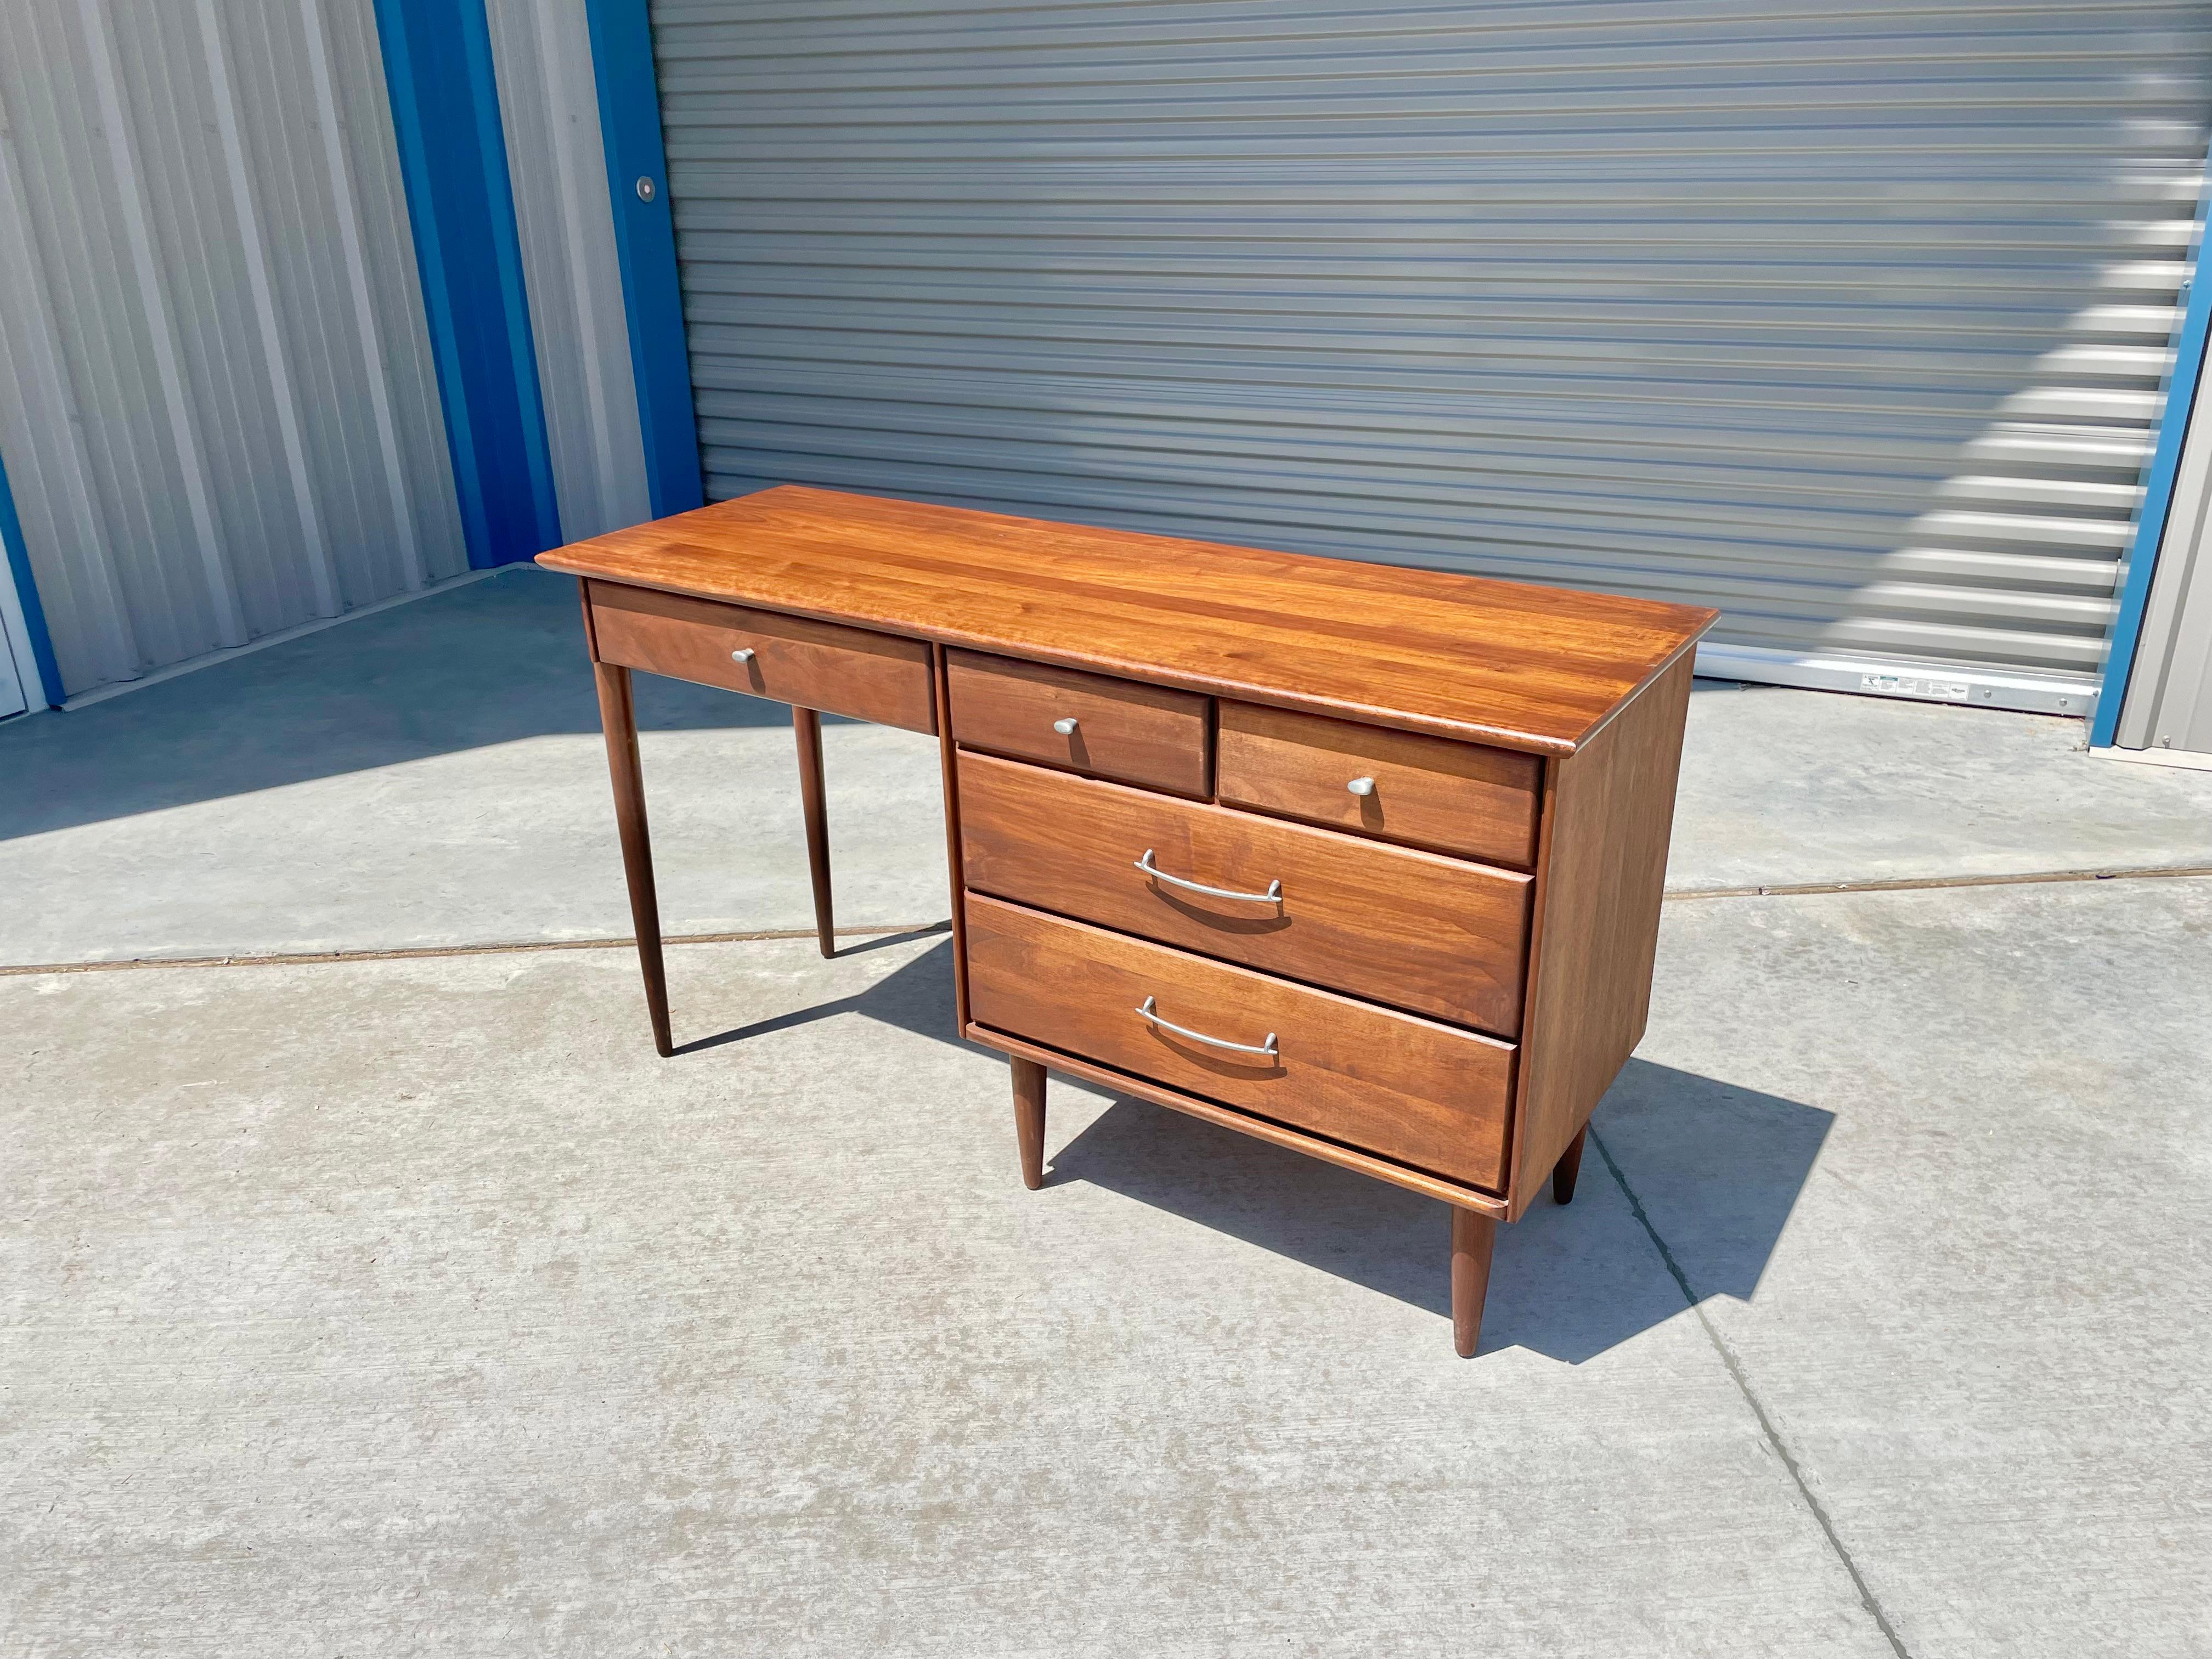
left=371, top=0, right=562, bottom=566
left=0, top=445, right=64, bottom=709
left=2091, top=203, right=2212, bottom=748
left=585, top=0, right=702, bottom=518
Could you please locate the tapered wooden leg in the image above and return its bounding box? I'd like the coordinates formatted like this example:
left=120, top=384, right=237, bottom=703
left=594, top=661, right=672, bottom=1057
left=1451, top=1205, right=1497, bottom=1358
left=1012, top=1057, right=1047, bottom=1190
left=1553, top=1125, right=1588, bottom=1206
left=793, top=707, right=834, bottom=958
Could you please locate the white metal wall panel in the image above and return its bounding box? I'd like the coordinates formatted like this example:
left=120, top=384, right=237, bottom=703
left=488, top=0, right=652, bottom=544
left=2114, top=349, right=2212, bottom=755
left=0, top=0, right=466, bottom=699
left=652, top=0, right=2211, bottom=705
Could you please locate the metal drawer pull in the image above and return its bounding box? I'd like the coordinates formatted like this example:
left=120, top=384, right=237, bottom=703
left=1346, top=776, right=1375, bottom=796
left=1136, top=996, right=1278, bottom=1058
left=730, top=647, right=756, bottom=663
left=1135, top=848, right=1282, bottom=904
left=1053, top=716, right=1079, bottom=735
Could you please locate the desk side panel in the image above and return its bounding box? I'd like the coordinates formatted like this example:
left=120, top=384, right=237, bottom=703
left=1507, top=651, right=1695, bottom=1218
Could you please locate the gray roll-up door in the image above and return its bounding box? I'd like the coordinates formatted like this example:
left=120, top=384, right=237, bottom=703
left=651, top=2, right=2211, bottom=714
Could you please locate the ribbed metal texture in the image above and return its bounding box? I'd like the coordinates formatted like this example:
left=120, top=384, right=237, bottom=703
left=653, top=0, right=2210, bottom=690
left=0, top=0, right=465, bottom=698
left=2115, top=351, right=2212, bottom=754
left=487, top=0, right=652, bottom=545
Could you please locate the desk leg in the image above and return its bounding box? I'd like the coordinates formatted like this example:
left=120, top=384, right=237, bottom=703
left=1451, top=1205, right=1497, bottom=1358
left=793, top=707, right=834, bottom=958
left=1553, top=1125, right=1588, bottom=1205
left=594, top=662, right=673, bottom=1057
left=1012, top=1056, right=1047, bottom=1189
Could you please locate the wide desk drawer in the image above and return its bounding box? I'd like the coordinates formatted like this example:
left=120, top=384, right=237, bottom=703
left=1217, top=702, right=1541, bottom=868
left=589, top=581, right=936, bottom=733
left=958, top=752, right=1530, bottom=1035
left=947, top=649, right=1210, bottom=797
left=965, top=894, right=1514, bottom=1193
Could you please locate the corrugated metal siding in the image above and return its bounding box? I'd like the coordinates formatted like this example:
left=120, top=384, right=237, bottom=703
left=0, top=0, right=465, bottom=698
left=652, top=0, right=2211, bottom=695
left=2115, top=343, right=2212, bottom=753
left=0, top=596, right=26, bottom=717
left=487, top=0, right=652, bottom=543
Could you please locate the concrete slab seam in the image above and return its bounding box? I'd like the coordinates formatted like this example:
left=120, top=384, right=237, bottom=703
left=8, top=864, right=2206, bottom=980
left=0, top=922, right=953, bottom=978
left=1588, top=1126, right=1917, bottom=1659
left=1665, top=863, right=2212, bottom=901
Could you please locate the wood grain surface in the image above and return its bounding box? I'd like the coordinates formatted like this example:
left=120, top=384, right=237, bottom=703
left=947, top=649, right=1211, bottom=797
left=544, top=486, right=1716, bottom=755
left=588, top=579, right=936, bottom=733
left=964, top=894, right=1514, bottom=1192
left=972, top=1025, right=1507, bottom=1218
left=1506, top=651, right=1695, bottom=1218
left=958, top=751, right=1530, bottom=1034
left=1216, top=701, right=1543, bottom=868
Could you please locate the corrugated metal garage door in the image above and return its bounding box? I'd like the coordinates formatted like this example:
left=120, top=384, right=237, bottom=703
left=651, top=2, right=2211, bottom=713
left=0, top=0, right=466, bottom=701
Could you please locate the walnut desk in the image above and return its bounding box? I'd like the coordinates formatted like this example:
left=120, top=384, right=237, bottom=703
left=540, top=486, right=1715, bottom=1356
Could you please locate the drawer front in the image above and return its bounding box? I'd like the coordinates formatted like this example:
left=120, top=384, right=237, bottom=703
left=947, top=649, right=1209, bottom=797
left=965, top=894, right=1513, bottom=1193
left=959, top=752, right=1530, bottom=1035
left=589, top=581, right=936, bottom=733
left=1216, top=703, right=1541, bottom=867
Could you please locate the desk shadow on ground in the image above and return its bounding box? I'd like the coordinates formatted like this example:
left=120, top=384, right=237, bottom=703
left=678, top=938, right=1833, bottom=1363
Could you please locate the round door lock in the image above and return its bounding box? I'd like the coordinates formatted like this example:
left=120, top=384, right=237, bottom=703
left=635, top=176, right=657, bottom=203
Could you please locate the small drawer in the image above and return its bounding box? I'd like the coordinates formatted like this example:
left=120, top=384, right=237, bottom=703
left=958, top=752, right=1530, bottom=1035
left=964, top=894, right=1514, bottom=1193
left=589, top=582, right=935, bottom=733
left=947, top=649, right=1210, bottom=797
left=1217, top=703, right=1541, bottom=867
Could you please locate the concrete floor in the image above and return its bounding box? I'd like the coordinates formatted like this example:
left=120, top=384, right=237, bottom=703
left=4, top=569, right=2211, bottom=1655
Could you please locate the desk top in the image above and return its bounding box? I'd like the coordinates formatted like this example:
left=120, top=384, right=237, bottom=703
left=539, top=486, right=1716, bottom=756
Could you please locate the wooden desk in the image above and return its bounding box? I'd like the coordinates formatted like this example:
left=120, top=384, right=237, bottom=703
left=540, top=486, right=1715, bottom=1356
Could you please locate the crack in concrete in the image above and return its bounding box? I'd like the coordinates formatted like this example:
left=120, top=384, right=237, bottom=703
left=1589, top=1127, right=1916, bottom=1659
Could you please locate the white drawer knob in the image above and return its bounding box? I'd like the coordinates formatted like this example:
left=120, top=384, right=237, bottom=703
left=730, top=647, right=756, bottom=664
left=1346, top=776, right=1375, bottom=796
left=1053, top=717, right=1079, bottom=735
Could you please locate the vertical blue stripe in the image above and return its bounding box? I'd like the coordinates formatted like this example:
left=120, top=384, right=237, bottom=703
left=585, top=0, right=704, bottom=518
left=2091, top=195, right=2212, bottom=748
left=371, top=0, right=562, bottom=566
left=0, top=445, right=64, bottom=708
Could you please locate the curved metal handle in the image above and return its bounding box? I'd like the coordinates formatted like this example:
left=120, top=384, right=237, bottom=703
left=1135, top=848, right=1282, bottom=905
left=1346, top=776, right=1375, bottom=797
left=730, top=647, right=757, bottom=664
left=1053, top=716, right=1079, bottom=735
left=1136, top=996, right=1278, bottom=1058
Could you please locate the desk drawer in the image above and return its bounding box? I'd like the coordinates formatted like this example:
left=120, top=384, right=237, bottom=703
left=958, top=752, right=1530, bottom=1035
left=1217, top=703, right=1541, bottom=867
left=965, top=894, right=1513, bottom=1193
left=947, top=650, right=1209, bottom=797
left=589, top=582, right=935, bottom=733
